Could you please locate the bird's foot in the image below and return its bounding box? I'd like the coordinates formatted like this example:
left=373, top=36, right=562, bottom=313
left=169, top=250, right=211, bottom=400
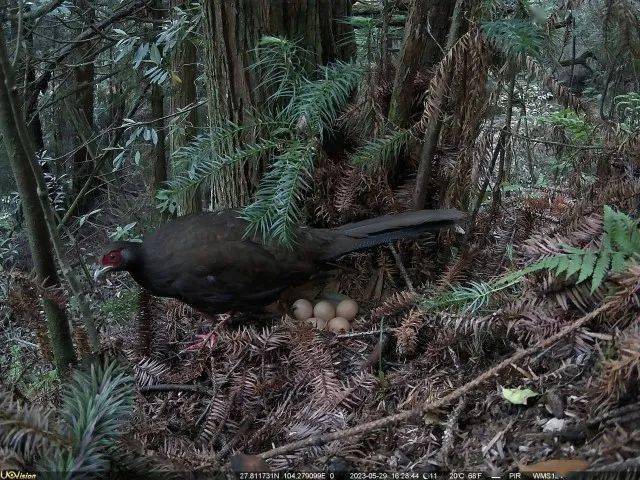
left=215, top=312, right=233, bottom=329
left=182, top=313, right=233, bottom=353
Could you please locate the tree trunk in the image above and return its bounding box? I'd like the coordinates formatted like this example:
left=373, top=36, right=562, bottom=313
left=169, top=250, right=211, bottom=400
left=201, top=0, right=355, bottom=209
left=0, top=26, right=76, bottom=375
left=150, top=0, right=167, bottom=198
left=388, top=0, right=456, bottom=128
left=71, top=0, right=96, bottom=210
left=413, top=0, right=464, bottom=210
left=6, top=0, right=45, bottom=151
left=169, top=0, right=200, bottom=214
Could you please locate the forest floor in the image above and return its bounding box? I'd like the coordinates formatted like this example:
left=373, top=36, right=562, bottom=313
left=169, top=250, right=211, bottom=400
left=3, top=168, right=640, bottom=476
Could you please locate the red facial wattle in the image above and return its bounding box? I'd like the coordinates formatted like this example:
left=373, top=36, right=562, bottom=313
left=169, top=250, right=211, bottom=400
left=101, top=250, right=122, bottom=266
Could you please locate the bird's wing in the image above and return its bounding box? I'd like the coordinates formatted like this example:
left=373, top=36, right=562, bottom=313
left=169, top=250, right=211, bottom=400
left=155, top=238, right=316, bottom=308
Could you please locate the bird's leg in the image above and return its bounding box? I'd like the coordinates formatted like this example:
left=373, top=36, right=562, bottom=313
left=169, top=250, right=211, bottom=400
left=215, top=312, right=233, bottom=329
left=184, top=313, right=231, bottom=353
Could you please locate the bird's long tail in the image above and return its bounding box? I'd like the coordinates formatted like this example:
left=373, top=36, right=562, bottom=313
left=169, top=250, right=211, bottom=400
left=322, top=209, right=466, bottom=260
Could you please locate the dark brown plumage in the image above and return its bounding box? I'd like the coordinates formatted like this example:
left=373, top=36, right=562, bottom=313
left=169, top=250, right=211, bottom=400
left=96, top=208, right=465, bottom=315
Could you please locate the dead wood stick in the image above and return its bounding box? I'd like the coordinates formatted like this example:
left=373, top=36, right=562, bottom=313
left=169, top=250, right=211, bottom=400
left=587, top=402, right=640, bottom=427
left=438, top=396, right=466, bottom=465
left=259, top=303, right=608, bottom=460
left=389, top=244, right=415, bottom=293
left=140, top=383, right=211, bottom=395
left=589, top=455, right=640, bottom=472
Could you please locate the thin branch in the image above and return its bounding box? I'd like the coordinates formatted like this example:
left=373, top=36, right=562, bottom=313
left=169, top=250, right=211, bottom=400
left=30, top=0, right=149, bottom=101
left=140, top=384, right=211, bottom=395
left=23, top=0, right=65, bottom=20
left=11, top=0, right=23, bottom=67
left=510, top=133, right=605, bottom=150
left=389, top=244, right=415, bottom=293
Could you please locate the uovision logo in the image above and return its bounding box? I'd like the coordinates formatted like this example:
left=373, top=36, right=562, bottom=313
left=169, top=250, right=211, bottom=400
left=0, top=471, right=37, bottom=479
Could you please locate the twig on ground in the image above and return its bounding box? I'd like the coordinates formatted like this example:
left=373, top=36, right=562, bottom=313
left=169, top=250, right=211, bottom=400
left=389, top=244, right=415, bottom=293
left=140, top=383, right=211, bottom=395
left=438, top=396, right=466, bottom=465
left=259, top=302, right=608, bottom=460
left=361, top=332, right=391, bottom=372
left=587, top=403, right=640, bottom=427
left=481, top=419, right=514, bottom=457
left=589, top=455, right=640, bottom=472
left=337, top=327, right=391, bottom=338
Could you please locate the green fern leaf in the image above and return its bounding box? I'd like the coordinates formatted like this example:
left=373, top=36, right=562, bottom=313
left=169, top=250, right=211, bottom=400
left=576, top=251, right=596, bottom=284
left=591, top=250, right=611, bottom=292
left=564, top=253, right=584, bottom=279
left=352, top=129, right=412, bottom=170
left=554, top=255, right=572, bottom=276
left=610, top=251, right=627, bottom=273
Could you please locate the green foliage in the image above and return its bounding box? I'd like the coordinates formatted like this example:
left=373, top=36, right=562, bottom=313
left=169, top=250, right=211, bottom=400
left=242, top=140, right=317, bottom=245
left=108, top=222, right=142, bottom=243
left=0, top=361, right=134, bottom=476
left=254, top=36, right=306, bottom=108
left=422, top=276, right=522, bottom=315
left=161, top=35, right=364, bottom=244
left=538, top=109, right=593, bottom=142
left=351, top=128, right=412, bottom=171
left=294, top=61, right=364, bottom=139
left=343, top=14, right=405, bottom=60
left=614, top=92, right=640, bottom=136
left=157, top=131, right=278, bottom=216
left=422, top=207, right=640, bottom=313
left=113, top=3, right=200, bottom=86
left=481, top=19, right=544, bottom=58
left=523, top=206, right=640, bottom=292
left=99, top=290, right=140, bottom=325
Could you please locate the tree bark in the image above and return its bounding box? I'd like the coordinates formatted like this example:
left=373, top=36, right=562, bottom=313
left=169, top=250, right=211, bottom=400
left=201, top=0, right=355, bottom=209
left=71, top=0, right=96, bottom=210
left=169, top=0, right=200, bottom=214
left=388, top=0, right=456, bottom=128
left=0, top=25, right=76, bottom=375
left=413, top=0, right=464, bottom=210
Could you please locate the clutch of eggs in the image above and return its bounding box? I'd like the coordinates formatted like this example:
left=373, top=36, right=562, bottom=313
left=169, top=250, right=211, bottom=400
left=292, top=297, right=358, bottom=333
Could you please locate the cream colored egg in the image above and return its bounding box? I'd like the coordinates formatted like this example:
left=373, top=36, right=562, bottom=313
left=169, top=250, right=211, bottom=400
left=307, top=317, right=327, bottom=330
left=336, top=298, right=359, bottom=320
left=313, top=300, right=336, bottom=321
left=327, top=316, right=351, bottom=333
left=292, top=299, right=314, bottom=321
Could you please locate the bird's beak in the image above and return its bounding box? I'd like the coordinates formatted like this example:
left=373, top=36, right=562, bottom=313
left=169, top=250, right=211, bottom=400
left=93, top=265, right=114, bottom=281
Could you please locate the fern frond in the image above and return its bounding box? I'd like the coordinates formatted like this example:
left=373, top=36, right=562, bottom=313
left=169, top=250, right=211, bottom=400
left=159, top=138, right=278, bottom=214
left=254, top=36, right=306, bottom=109
left=242, top=140, right=317, bottom=246
left=481, top=19, right=544, bottom=58
left=2, top=362, right=134, bottom=476
left=0, top=392, right=60, bottom=462
left=522, top=206, right=640, bottom=292
left=422, top=277, right=521, bottom=315
left=351, top=128, right=412, bottom=171
left=293, top=61, right=364, bottom=138
left=50, top=362, right=134, bottom=475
